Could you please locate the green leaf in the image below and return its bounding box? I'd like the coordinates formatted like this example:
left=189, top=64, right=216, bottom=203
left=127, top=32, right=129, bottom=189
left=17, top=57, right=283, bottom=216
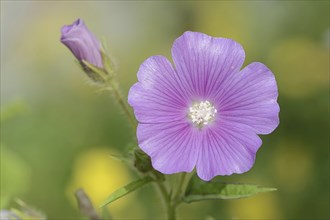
left=100, top=38, right=116, bottom=75
left=101, top=49, right=115, bottom=75
left=183, top=175, right=277, bottom=203
left=81, top=60, right=108, bottom=83
left=100, top=176, right=154, bottom=207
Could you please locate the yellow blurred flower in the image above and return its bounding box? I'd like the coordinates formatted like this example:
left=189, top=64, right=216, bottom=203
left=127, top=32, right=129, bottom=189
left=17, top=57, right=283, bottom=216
left=228, top=193, right=282, bottom=219
left=268, top=37, right=329, bottom=98
left=194, top=2, right=255, bottom=55
left=66, top=148, right=132, bottom=216
left=271, top=139, right=313, bottom=193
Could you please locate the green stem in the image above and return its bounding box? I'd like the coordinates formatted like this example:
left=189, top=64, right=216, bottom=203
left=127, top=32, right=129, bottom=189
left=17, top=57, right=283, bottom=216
left=172, top=173, right=187, bottom=207
left=106, top=80, right=136, bottom=129
left=156, top=180, right=169, bottom=204
left=167, top=204, right=176, bottom=220
left=155, top=173, right=189, bottom=220
left=177, top=173, right=187, bottom=196
left=82, top=60, right=136, bottom=129
left=154, top=180, right=175, bottom=220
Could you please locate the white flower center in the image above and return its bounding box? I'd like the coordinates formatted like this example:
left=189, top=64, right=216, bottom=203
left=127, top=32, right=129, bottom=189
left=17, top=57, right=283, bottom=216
left=188, top=100, right=217, bottom=128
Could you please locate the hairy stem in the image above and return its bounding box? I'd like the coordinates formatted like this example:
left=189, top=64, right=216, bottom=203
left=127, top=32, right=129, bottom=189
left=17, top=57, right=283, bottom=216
left=106, top=80, right=136, bottom=129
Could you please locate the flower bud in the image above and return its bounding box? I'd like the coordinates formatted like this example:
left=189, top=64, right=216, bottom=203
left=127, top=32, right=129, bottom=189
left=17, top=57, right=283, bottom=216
left=61, top=19, right=102, bottom=67
left=61, top=19, right=110, bottom=82
left=134, top=148, right=153, bottom=173
left=133, top=148, right=165, bottom=180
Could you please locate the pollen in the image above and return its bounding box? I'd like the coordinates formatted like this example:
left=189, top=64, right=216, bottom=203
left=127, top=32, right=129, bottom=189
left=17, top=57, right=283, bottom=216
left=188, top=100, right=217, bottom=128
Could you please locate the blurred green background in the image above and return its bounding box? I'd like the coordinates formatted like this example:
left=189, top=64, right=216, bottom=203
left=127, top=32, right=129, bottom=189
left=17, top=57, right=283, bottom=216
left=1, top=1, right=329, bottom=219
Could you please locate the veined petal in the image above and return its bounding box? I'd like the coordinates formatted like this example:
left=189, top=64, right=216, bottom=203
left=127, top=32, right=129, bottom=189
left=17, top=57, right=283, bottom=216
left=128, top=56, right=190, bottom=123
left=171, top=31, right=245, bottom=99
left=216, top=62, right=280, bottom=134
left=196, top=121, right=262, bottom=181
left=137, top=121, right=199, bottom=174
left=128, top=31, right=280, bottom=181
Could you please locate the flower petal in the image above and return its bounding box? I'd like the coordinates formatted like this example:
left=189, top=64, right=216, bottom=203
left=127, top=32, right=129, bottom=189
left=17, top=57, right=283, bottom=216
left=216, top=62, right=280, bottom=134
left=196, top=122, right=262, bottom=181
left=171, top=31, right=245, bottom=99
left=137, top=121, right=199, bottom=174
left=128, top=56, right=190, bottom=123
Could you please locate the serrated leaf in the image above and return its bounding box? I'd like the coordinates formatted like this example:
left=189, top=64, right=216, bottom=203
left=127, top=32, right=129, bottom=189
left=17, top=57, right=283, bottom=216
left=100, top=176, right=153, bottom=207
left=183, top=176, right=277, bottom=203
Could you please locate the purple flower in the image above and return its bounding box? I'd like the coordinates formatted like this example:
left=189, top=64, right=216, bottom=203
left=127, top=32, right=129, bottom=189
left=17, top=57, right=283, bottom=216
left=128, top=32, right=280, bottom=181
left=61, top=19, right=103, bottom=68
